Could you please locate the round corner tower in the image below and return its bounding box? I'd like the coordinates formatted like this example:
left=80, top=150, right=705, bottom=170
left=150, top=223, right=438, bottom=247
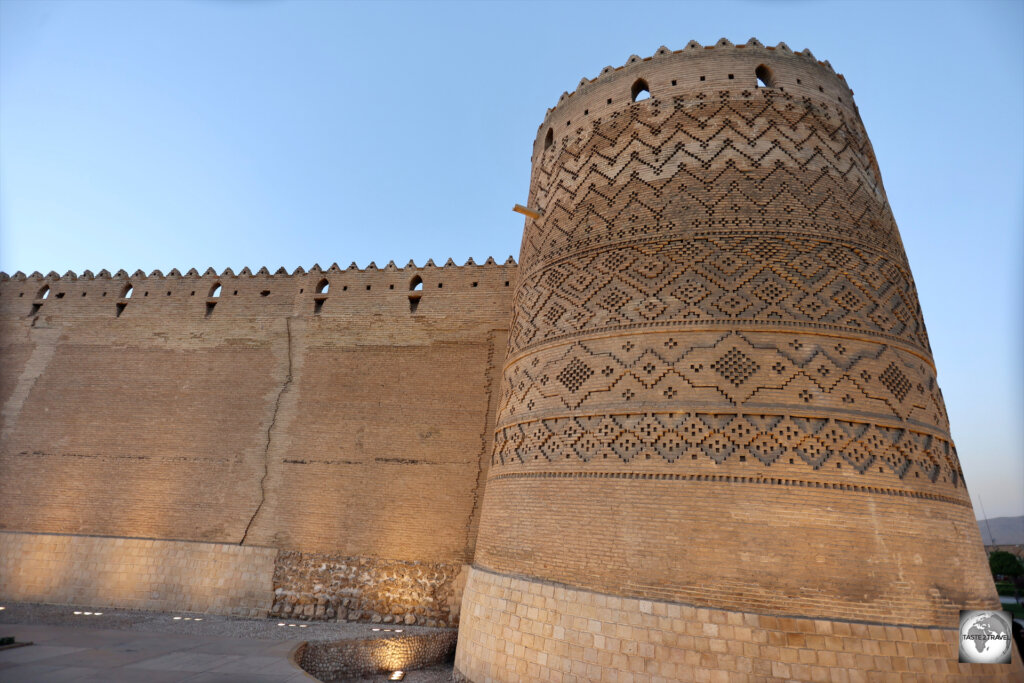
left=455, top=39, right=1021, bottom=681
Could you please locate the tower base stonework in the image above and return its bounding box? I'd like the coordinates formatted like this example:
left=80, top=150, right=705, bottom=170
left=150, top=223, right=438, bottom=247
left=454, top=568, right=1021, bottom=682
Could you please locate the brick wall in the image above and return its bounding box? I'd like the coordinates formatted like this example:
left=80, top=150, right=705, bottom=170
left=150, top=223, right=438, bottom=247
left=0, top=531, right=277, bottom=616
left=456, top=39, right=1008, bottom=679
left=0, top=262, right=513, bottom=611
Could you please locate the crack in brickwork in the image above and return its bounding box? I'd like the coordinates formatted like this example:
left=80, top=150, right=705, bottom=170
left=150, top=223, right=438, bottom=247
left=240, top=316, right=293, bottom=545
left=463, top=330, right=498, bottom=561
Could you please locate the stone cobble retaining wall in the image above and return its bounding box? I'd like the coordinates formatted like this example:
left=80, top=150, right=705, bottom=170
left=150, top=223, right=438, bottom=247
left=271, top=551, right=467, bottom=626
left=297, top=630, right=457, bottom=680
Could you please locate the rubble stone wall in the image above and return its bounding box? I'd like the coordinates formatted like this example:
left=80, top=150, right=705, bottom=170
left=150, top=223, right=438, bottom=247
left=271, top=551, right=467, bottom=626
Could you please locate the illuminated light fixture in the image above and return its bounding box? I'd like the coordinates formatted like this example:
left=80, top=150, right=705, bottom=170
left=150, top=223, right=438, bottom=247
left=94, top=613, right=103, bottom=616
left=288, top=624, right=297, bottom=627
left=194, top=618, right=202, bottom=621
left=371, top=628, right=381, bottom=632
left=83, top=612, right=93, bottom=615
left=73, top=611, right=83, bottom=615
left=173, top=616, right=182, bottom=620
left=277, top=623, right=286, bottom=627
left=0, top=606, right=6, bottom=610
left=395, top=629, right=403, bottom=633
left=299, top=624, right=308, bottom=628
left=389, top=672, right=405, bottom=681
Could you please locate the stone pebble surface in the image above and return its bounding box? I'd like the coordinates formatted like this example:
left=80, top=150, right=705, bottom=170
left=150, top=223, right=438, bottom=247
left=0, top=600, right=454, bottom=643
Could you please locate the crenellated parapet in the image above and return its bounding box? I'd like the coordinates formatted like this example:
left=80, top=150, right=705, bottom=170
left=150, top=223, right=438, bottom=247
left=535, top=37, right=857, bottom=162
left=0, top=256, right=518, bottom=320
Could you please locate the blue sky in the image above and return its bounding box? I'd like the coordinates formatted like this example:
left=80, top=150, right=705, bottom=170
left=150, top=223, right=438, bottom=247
left=1, top=0, right=1021, bottom=519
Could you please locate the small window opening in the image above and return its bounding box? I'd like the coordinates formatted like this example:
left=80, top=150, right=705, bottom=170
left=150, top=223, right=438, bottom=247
left=366, top=285, right=371, bottom=290
left=233, top=290, right=237, bottom=296
left=55, top=292, right=65, bottom=299
left=631, top=78, right=651, bottom=102
left=314, top=299, right=324, bottom=315
left=342, top=285, right=348, bottom=291
left=39, top=285, right=50, bottom=300
left=144, top=291, right=148, bottom=297
left=755, top=64, right=774, bottom=88
left=260, top=290, right=270, bottom=297
left=472, top=282, right=478, bottom=287
left=116, top=302, right=127, bottom=317
left=410, top=275, right=423, bottom=291
left=584, top=109, right=588, bottom=115
left=19, top=292, right=24, bottom=297
left=797, top=79, right=801, bottom=84
left=82, top=292, right=87, bottom=297
left=409, top=297, right=420, bottom=313
left=102, top=292, right=107, bottom=297
left=505, top=281, right=510, bottom=287
left=316, top=279, right=329, bottom=294
left=389, top=284, right=394, bottom=289
left=606, top=98, right=612, bottom=104
left=700, top=75, right=705, bottom=81
left=122, top=284, right=133, bottom=299
left=565, top=120, right=570, bottom=126
left=205, top=302, right=216, bottom=317
left=728, top=74, right=734, bottom=80
left=671, top=79, right=677, bottom=86
left=210, top=283, right=221, bottom=298
left=166, top=291, right=171, bottom=296
left=299, top=288, right=303, bottom=293
left=819, top=85, right=824, bottom=92
left=29, top=303, right=42, bottom=316
left=544, top=128, right=553, bottom=150
left=437, top=282, right=443, bottom=288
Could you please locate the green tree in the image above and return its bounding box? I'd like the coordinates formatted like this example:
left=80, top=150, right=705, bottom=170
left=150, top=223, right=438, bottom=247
left=989, top=550, right=1024, bottom=578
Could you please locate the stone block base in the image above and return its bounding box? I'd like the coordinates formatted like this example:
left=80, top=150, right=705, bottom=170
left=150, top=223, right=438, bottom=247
left=454, top=567, right=1022, bottom=682
left=0, top=531, right=277, bottom=617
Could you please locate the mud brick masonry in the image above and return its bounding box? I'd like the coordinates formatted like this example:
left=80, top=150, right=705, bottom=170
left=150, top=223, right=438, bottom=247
left=0, top=39, right=1019, bottom=681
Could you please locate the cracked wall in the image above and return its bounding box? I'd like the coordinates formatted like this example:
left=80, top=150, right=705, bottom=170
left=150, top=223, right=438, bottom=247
left=0, top=263, right=514, bottom=614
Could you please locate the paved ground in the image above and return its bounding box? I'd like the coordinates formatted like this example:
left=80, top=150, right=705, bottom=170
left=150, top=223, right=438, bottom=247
left=0, top=603, right=452, bottom=682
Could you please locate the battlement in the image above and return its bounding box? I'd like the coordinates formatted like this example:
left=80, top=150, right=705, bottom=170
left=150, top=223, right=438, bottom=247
left=0, top=257, right=518, bottom=321
left=535, top=37, right=856, bottom=156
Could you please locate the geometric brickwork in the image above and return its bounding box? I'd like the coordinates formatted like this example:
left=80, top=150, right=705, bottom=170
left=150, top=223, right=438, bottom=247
left=457, top=40, right=1017, bottom=681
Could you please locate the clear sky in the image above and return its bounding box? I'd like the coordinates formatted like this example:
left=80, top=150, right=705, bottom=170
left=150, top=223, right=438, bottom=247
left=1, top=0, right=1021, bottom=519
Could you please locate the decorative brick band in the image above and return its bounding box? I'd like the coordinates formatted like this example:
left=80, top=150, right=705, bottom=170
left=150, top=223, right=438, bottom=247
left=487, top=470, right=971, bottom=508
left=454, top=567, right=1022, bottom=682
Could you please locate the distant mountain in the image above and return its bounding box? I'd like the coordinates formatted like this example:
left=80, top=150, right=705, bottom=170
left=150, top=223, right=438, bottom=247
left=977, top=516, right=1024, bottom=545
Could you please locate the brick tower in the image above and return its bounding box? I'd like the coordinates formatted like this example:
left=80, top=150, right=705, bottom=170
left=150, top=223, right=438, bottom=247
left=454, top=39, right=1020, bottom=680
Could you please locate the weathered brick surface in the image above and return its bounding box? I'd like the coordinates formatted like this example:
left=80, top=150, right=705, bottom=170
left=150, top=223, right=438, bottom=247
left=454, top=567, right=1022, bottom=683
left=456, top=40, right=1017, bottom=679
left=0, top=531, right=276, bottom=616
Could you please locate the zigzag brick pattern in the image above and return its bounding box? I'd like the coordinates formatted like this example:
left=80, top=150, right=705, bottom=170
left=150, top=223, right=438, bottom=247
left=456, top=40, right=1019, bottom=681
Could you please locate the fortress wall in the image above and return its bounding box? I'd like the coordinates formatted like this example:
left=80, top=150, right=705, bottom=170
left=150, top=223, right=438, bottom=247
left=0, top=262, right=515, bottom=618
left=0, top=531, right=277, bottom=617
